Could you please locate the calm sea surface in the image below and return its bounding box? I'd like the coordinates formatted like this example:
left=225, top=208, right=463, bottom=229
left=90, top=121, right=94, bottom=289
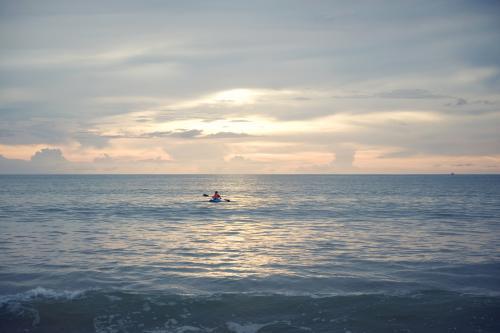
left=1, top=175, right=499, bottom=332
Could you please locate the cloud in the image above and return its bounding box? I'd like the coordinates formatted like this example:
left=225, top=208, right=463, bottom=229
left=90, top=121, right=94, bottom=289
left=0, top=155, right=33, bottom=173
left=204, top=132, right=251, bottom=139
left=379, top=150, right=418, bottom=159
left=143, top=129, right=203, bottom=139
left=137, top=156, right=172, bottom=164
left=165, top=142, right=227, bottom=162
left=375, top=89, right=446, bottom=99
left=0, top=119, right=71, bottom=145
left=293, top=145, right=357, bottom=173
left=332, top=147, right=356, bottom=170
left=91, top=153, right=173, bottom=169
left=0, top=148, right=68, bottom=173
left=99, top=129, right=251, bottom=140
left=1, top=1, right=499, bottom=173
left=445, top=98, right=497, bottom=108
left=0, top=148, right=176, bottom=174
left=169, top=129, right=204, bottom=139
left=74, top=132, right=110, bottom=148
left=446, top=98, right=468, bottom=106
left=93, top=154, right=114, bottom=163
left=30, top=148, right=67, bottom=164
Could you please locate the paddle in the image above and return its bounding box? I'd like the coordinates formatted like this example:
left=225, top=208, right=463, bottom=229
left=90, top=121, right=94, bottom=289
left=203, top=194, right=231, bottom=202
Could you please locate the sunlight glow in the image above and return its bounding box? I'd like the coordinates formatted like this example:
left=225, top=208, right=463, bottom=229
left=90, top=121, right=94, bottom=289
left=210, top=89, right=259, bottom=105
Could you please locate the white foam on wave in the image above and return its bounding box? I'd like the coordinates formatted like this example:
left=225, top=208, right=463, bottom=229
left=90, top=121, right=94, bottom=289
left=0, top=287, right=86, bottom=329
left=0, top=286, right=89, bottom=305
left=226, top=321, right=281, bottom=333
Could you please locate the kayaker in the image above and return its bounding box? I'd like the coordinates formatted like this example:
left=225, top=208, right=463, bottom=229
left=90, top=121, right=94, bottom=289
left=212, top=191, right=221, bottom=200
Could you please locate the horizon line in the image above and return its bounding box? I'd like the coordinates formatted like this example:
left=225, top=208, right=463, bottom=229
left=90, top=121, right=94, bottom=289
left=1, top=173, right=499, bottom=176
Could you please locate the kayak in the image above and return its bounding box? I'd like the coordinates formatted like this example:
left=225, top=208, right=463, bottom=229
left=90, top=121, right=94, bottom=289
left=209, top=198, right=222, bottom=202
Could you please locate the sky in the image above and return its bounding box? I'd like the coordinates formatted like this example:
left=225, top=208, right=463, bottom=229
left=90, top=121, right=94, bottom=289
left=0, top=0, right=499, bottom=174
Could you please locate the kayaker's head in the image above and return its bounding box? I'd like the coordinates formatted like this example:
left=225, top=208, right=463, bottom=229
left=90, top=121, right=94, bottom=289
left=214, top=191, right=218, bottom=194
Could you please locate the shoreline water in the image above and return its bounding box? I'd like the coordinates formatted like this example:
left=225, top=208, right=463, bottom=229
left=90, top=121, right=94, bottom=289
left=1, top=288, right=499, bottom=333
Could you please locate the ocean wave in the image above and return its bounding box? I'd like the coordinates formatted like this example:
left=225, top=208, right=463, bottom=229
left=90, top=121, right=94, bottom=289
left=1, top=289, right=499, bottom=332
left=0, top=286, right=90, bottom=305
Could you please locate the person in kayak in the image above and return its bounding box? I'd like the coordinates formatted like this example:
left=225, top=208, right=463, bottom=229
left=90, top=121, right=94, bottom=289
left=212, top=191, right=221, bottom=200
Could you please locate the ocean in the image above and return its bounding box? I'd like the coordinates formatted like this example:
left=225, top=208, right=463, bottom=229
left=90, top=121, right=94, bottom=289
left=0, top=175, right=499, bottom=332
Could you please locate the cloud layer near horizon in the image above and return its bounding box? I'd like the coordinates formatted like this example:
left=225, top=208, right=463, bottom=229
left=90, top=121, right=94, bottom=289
left=1, top=0, right=499, bottom=173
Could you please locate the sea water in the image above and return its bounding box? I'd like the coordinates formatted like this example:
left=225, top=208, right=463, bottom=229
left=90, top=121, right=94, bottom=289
left=0, top=175, right=499, bottom=332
